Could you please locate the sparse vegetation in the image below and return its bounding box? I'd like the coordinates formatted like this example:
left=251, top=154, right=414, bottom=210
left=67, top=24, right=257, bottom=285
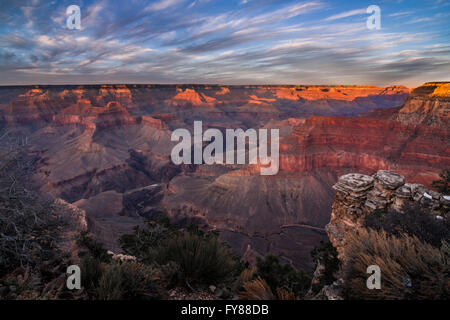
left=239, top=276, right=298, bottom=300
left=76, top=231, right=111, bottom=263
left=364, top=204, right=449, bottom=247
left=119, top=217, right=175, bottom=264
left=153, top=233, right=240, bottom=286
left=0, top=149, right=66, bottom=277
left=76, top=232, right=162, bottom=300
left=239, top=277, right=275, bottom=300
left=431, top=169, right=450, bottom=194
left=253, top=254, right=311, bottom=298
left=310, top=241, right=340, bottom=294
left=119, top=218, right=242, bottom=288
left=342, top=229, right=449, bottom=300
left=96, top=261, right=161, bottom=300
left=79, top=254, right=103, bottom=293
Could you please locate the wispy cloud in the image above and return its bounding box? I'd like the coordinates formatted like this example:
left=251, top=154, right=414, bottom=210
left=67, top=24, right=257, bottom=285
left=324, top=8, right=366, bottom=22
left=145, top=0, right=185, bottom=12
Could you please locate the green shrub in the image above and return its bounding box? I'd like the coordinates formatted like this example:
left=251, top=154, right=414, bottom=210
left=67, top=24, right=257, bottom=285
left=80, top=255, right=103, bottom=292
left=310, top=241, right=340, bottom=294
left=76, top=231, right=111, bottom=262
left=74, top=232, right=162, bottom=300
left=154, top=233, right=240, bottom=286
left=97, top=261, right=161, bottom=300
left=158, top=261, right=181, bottom=288
left=119, top=218, right=243, bottom=288
left=119, top=221, right=174, bottom=263
left=254, top=254, right=311, bottom=298
left=431, top=169, right=450, bottom=194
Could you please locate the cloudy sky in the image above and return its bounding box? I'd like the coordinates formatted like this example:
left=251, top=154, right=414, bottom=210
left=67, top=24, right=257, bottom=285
left=0, top=0, right=449, bottom=87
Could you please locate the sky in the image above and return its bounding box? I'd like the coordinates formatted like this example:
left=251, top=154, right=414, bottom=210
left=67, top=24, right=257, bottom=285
left=0, top=0, right=449, bottom=87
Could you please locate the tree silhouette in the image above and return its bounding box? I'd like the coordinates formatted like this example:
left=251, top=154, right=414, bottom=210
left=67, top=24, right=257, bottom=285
left=431, top=169, right=450, bottom=194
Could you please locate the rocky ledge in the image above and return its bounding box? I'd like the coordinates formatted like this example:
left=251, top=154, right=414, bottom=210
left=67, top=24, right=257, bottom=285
left=326, top=170, right=449, bottom=257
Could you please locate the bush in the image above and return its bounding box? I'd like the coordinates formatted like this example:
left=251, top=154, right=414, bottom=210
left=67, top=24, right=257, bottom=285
left=310, top=241, right=340, bottom=294
left=0, top=257, right=85, bottom=300
left=75, top=232, right=110, bottom=296
left=364, top=204, right=449, bottom=247
left=254, top=254, right=311, bottom=298
left=275, top=288, right=297, bottom=300
left=154, top=233, right=240, bottom=286
left=76, top=231, right=111, bottom=262
left=119, top=220, right=174, bottom=263
left=342, top=229, right=449, bottom=300
left=80, top=255, right=103, bottom=292
left=74, top=232, right=162, bottom=300
left=119, top=218, right=243, bottom=288
left=239, top=277, right=298, bottom=300
left=0, top=149, right=65, bottom=277
left=431, top=169, right=450, bottom=194
left=97, top=261, right=161, bottom=300
left=239, top=277, right=275, bottom=300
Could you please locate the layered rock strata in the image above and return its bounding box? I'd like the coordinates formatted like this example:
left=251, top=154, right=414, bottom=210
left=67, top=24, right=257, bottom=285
left=326, top=170, right=449, bottom=257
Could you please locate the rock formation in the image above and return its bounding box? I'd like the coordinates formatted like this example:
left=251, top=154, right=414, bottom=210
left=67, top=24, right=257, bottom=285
left=394, top=82, right=450, bottom=127
left=327, top=170, right=449, bottom=257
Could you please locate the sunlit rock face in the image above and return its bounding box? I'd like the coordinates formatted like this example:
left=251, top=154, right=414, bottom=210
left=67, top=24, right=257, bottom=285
left=395, top=82, right=450, bottom=127
left=0, top=83, right=448, bottom=270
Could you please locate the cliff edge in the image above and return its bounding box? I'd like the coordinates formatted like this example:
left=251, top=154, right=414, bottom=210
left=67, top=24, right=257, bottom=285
left=326, top=170, right=449, bottom=257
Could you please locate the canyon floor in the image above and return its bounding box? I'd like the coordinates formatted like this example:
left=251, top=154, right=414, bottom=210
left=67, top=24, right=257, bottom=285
left=0, top=82, right=448, bottom=270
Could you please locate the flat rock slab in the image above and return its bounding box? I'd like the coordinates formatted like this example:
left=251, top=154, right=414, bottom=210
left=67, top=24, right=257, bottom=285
left=375, top=170, right=405, bottom=189
left=333, top=173, right=374, bottom=194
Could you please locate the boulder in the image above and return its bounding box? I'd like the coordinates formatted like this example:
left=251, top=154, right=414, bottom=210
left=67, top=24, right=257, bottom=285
left=374, top=170, right=405, bottom=190
left=332, top=173, right=374, bottom=199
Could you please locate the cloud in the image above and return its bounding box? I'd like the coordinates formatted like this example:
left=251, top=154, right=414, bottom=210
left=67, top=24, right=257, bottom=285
left=388, top=11, right=413, bottom=17
left=145, top=0, right=185, bottom=12
left=324, top=8, right=366, bottom=21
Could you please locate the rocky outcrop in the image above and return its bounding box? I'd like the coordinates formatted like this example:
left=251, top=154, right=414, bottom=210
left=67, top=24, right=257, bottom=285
left=171, top=88, right=217, bottom=107
left=326, top=170, right=449, bottom=257
left=394, top=82, right=450, bottom=127
left=312, top=279, right=345, bottom=300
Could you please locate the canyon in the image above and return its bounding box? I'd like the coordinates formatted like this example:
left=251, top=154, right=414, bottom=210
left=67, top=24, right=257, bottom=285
left=0, top=82, right=448, bottom=271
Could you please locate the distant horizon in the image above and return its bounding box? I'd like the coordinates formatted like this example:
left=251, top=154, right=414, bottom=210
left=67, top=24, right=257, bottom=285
left=0, top=82, right=431, bottom=89
left=0, top=81, right=448, bottom=89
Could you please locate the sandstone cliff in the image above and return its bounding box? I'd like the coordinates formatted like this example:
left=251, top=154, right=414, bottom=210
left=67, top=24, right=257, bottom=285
left=394, top=82, right=450, bottom=127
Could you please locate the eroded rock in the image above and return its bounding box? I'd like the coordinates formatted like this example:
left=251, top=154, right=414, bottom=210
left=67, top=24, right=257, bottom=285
left=327, top=170, right=448, bottom=258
